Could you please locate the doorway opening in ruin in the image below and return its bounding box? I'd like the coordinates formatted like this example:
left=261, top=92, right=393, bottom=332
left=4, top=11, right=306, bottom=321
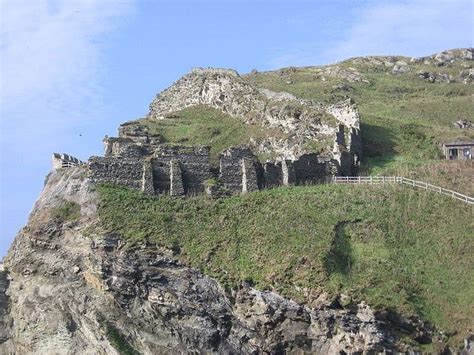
left=449, top=148, right=458, bottom=160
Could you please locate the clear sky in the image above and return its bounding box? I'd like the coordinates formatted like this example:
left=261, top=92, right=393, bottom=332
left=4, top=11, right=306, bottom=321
left=1, top=0, right=473, bottom=258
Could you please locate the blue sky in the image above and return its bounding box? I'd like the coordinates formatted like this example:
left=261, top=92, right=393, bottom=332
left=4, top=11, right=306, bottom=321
left=1, top=0, right=473, bottom=258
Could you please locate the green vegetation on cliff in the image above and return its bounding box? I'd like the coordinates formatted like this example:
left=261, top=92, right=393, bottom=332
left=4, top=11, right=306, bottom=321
left=138, top=106, right=287, bottom=163
left=245, top=58, right=474, bottom=180
left=96, top=183, right=473, bottom=346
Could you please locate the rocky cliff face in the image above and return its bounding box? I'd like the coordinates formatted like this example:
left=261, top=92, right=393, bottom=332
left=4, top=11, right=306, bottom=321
left=148, top=67, right=361, bottom=164
left=0, top=168, right=434, bottom=354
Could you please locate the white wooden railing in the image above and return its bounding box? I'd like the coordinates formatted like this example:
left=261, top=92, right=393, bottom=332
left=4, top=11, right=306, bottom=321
left=333, top=176, right=474, bottom=205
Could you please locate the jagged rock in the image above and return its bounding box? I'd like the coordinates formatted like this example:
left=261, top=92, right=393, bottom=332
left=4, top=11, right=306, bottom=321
left=460, top=68, right=474, bottom=84
left=392, top=64, right=411, bottom=75
left=453, top=119, right=474, bottom=130
left=418, top=71, right=437, bottom=83
left=0, top=264, right=11, bottom=348
left=418, top=71, right=455, bottom=84
left=435, top=51, right=455, bottom=64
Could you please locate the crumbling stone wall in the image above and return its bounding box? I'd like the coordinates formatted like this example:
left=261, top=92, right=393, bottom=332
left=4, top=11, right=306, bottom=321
left=219, top=147, right=261, bottom=194
left=118, top=120, right=162, bottom=146
left=141, top=159, right=155, bottom=195
left=294, top=154, right=332, bottom=185
left=152, top=145, right=212, bottom=195
left=281, top=160, right=297, bottom=186
left=263, top=162, right=282, bottom=188
left=263, top=160, right=296, bottom=188
left=170, top=160, right=185, bottom=196
left=88, top=157, right=144, bottom=190
left=89, top=142, right=341, bottom=196
left=52, top=153, right=83, bottom=170
left=241, top=158, right=259, bottom=194
left=103, top=136, right=148, bottom=158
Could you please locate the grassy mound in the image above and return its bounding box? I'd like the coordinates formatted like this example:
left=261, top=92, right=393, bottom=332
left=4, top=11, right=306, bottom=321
left=96, top=183, right=473, bottom=345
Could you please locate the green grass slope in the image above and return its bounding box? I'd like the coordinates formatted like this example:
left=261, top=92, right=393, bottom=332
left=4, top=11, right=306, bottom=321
left=96, top=183, right=473, bottom=347
left=131, top=106, right=287, bottom=164
left=245, top=58, right=474, bottom=189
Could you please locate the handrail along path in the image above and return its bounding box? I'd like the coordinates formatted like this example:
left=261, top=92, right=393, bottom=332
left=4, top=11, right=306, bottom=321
left=333, top=176, right=474, bottom=205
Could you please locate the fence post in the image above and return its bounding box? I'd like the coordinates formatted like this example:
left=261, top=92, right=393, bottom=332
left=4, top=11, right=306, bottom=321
left=358, top=176, right=361, bottom=184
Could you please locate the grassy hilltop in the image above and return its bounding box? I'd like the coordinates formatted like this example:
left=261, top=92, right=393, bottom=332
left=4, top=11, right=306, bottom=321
left=245, top=54, right=474, bottom=191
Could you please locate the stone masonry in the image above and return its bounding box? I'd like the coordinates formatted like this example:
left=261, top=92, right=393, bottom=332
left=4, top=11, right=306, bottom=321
left=52, top=153, right=83, bottom=170
left=57, top=126, right=350, bottom=197
left=219, top=147, right=262, bottom=194
left=52, top=67, right=364, bottom=197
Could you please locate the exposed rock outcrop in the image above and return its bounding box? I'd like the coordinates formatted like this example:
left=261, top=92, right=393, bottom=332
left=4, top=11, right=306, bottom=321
left=148, top=67, right=361, bottom=169
left=0, top=264, right=11, bottom=348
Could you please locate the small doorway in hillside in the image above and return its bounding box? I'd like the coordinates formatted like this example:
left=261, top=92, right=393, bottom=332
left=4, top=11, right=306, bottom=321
left=449, top=148, right=458, bottom=160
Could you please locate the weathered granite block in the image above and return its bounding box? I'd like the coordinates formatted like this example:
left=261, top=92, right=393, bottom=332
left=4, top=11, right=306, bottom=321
left=170, top=160, right=185, bottom=196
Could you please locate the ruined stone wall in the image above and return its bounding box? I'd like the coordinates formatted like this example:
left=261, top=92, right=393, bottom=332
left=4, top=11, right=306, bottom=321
left=141, top=159, right=155, bottom=195
left=263, top=162, right=282, bottom=188
left=103, top=137, right=146, bottom=158
left=85, top=140, right=344, bottom=196
left=88, top=157, right=144, bottom=190
left=170, top=160, right=185, bottom=196
left=219, top=147, right=261, bottom=194
left=294, top=154, right=333, bottom=184
left=152, top=145, right=212, bottom=195
left=241, top=158, right=259, bottom=194
left=262, top=160, right=297, bottom=188
left=52, top=153, right=83, bottom=170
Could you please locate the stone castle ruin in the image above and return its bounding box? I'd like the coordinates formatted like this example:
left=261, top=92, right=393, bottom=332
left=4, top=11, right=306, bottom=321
left=52, top=153, right=84, bottom=170
left=52, top=68, right=363, bottom=196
